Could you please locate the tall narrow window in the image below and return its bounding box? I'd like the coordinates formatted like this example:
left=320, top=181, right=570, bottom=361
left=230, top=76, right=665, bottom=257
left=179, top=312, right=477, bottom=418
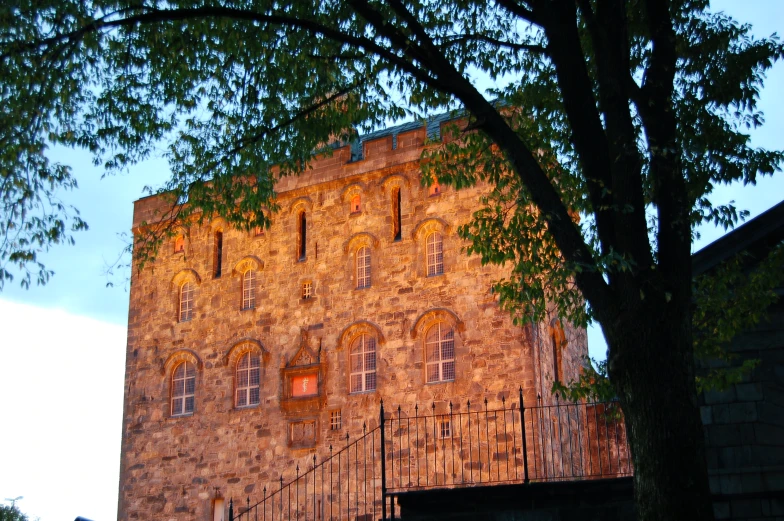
left=356, top=247, right=371, bottom=289
left=551, top=319, right=566, bottom=384
left=241, top=269, right=256, bottom=310
left=426, top=232, right=444, bottom=276
left=171, top=361, right=196, bottom=416
left=179, top=282, right=194, bottom=322
left=350, top=194, right=361, bottom=213
left=213, top=231, right=223, bottom=278
left=298, top=212, right=307, bottom=261
left=235, top=352, right=260, bottom=407
left=392, top=188, right=402, bottom=241
left=350, top=334, right=377, bottom=393
left=428, top=180, right=441, bottom=196
left=174, top=235, right=185, bottom=253
left=425, top=323, right=455, bottom=383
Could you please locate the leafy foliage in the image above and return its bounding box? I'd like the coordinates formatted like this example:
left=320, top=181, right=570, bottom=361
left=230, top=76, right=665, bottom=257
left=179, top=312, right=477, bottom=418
left=693, top=244, right=784, bottom=391
left=0, top=498, right=32, bottom=521
left=3, top=1, right=784, bottom=519
left=552, top=356, right=617, bottom=403
left=553, top=242, right=784, bottom=398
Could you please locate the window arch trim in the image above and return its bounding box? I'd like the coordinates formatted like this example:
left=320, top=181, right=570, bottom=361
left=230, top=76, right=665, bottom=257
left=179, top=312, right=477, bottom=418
left=411, top=217, right=451, bottom=241
left=171, top=269, right=202, bottom=288
left=161, top=349, right=202, bottom=376
left=410, top=308, right=464, bottom=340
left=232, top=255, right=264, bottom=275
left=343, top=232, right=380, bottom=253
left=288, top=196, right=314, bottom=215
left=223, top=339, right=269, bottom=368
left=380, top=173, right=411, bottom=193
left=337, top=320, right=386, bottom=351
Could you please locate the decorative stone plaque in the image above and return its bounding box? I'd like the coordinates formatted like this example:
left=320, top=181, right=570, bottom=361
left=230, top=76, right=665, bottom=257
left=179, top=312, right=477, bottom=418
left=289, top=419, right=317, bottom=448
left=280, top=328, right=326, bottom=415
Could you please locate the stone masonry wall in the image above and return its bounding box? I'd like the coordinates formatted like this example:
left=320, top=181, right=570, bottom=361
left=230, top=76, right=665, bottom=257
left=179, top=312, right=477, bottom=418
left=699, top=298, right=784, bottom=520
left=117, top=127, right=588, bottom=520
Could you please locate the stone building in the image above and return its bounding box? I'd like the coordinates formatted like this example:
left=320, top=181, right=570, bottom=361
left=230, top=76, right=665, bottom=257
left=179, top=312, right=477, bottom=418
left=117, top=117, right=588, bottom=520
left=693, top=200, right=784, bottom=521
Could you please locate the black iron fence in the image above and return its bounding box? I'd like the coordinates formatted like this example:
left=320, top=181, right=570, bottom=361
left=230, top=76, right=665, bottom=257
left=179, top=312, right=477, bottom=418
left=230, top=391, right=632, bottom=521
left=231, top=423, right=384, bottom=521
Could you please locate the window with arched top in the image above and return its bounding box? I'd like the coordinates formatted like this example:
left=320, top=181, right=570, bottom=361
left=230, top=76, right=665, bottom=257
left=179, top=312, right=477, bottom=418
left=356, top=246, right=371, bottom=289
left=298, top=211, right=307, bottom=261
left=350, top=334, right=377, bottom=393
left=179, top=281, right=194, bottom=322
left=428, top=180, right=441, bottom=197
left=550, top=318, right=567, bottom=384
left=173, top=235, right=185, bottom=253
left=425, top=323, right=455, bottom=383
left=350, top=194, right=361, bottom=213
left=213, top=231, right=223, bottom=278
left=426, top=232, right=444, bottom=276
left=241, top=269, right=256, bottom=310
left=235, top=352, right=261, bottom=407
left=392, top=187, right=402, bottom=241
left=171, top=361, right=196, bottom=416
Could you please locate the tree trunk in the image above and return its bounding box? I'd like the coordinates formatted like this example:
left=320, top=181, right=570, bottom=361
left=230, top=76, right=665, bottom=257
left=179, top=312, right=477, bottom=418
left=605, top=294, right=714, bottom=521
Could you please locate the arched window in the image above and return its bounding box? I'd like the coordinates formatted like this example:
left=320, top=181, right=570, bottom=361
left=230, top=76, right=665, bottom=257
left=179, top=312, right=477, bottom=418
left=241, top=269, right=256, bottom=310
left=356, top=247, right=371, bottom=289
left=179, top=281, right=194, bottom=322
left=350, top=194, right=361, bottom=213
left=235, top=352, right=261, bottom=407
left=171, top=361, right=196, bottom=416
left=213, top=231, right=223, bottom=278
left=174, top=235, right=185, bottom=253
left=426, top=232, right=444, bottom=276
left=428, top=180, right=441, bottom=197
left=350, top=334, right=377, bottom=393
left=425, top=323, right=455, bottom=383
left=392, top=187, right=402, bottom=241
left=550, top=318, right=566, bottom=384
left=298, top=211, right=307, bottom=261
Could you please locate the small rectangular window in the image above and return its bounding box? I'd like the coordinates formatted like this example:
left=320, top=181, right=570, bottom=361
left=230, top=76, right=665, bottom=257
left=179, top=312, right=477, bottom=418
left=330, top=409, right=342, bottom=431
left=302, top=282, right=313, bottom=299
left=439, top=419, right=451, bottom=439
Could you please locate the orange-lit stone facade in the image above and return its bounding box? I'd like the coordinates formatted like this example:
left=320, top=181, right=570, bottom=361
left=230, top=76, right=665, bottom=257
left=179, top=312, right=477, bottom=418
left=117, top=121, right=588, bottom=520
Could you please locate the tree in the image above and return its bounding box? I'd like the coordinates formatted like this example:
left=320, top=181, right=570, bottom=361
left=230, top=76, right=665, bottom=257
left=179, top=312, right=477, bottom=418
left=2, top=1, right=782, bottom=519
left=1, top=498, right=31, bottom=521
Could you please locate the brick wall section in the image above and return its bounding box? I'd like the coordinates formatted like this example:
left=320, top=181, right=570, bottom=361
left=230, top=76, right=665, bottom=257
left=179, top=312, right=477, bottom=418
left=118, top=132, right=587, bottom=520
left=699, top=299, right=784, bottom=520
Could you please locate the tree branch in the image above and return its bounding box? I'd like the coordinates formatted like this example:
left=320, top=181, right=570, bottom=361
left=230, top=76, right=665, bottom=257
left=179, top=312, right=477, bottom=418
left=534, top=1, right=617, bottom=264
left=437, top=34, right=547, bottom=55
left=494, top=0, right=540, bottom=25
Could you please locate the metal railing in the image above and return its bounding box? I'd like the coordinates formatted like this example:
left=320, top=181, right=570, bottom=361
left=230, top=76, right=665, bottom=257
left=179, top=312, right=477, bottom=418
left=232, top=423, right=383, bottom=521
left=230, top=391, right=632, bottom=521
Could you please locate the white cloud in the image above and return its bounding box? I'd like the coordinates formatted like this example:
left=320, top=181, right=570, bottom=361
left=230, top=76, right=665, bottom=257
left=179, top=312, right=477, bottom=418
left=0, top=299, right=126, bottom=521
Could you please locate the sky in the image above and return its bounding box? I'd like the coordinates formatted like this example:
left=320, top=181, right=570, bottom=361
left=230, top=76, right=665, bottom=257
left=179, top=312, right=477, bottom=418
left=1, top=2, right=782, bottom=520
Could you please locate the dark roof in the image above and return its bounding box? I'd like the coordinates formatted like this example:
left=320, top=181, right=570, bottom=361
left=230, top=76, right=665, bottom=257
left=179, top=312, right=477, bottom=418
left=348, top=111, right=459, bottom=162
left=692, top=200, right=784, bottom=276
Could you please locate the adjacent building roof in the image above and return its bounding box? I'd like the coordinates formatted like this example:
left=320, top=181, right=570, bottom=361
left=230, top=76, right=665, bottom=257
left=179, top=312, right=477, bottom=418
left=692, top=199, right=784, bottom=276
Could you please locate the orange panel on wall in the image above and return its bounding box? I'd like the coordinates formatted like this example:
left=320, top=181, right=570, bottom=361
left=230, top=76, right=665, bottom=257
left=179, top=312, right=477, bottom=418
left=291, top=374, right=318, bottom=397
